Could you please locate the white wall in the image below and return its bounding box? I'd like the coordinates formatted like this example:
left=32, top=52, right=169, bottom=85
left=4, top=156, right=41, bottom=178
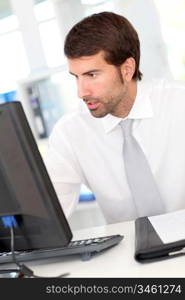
left=114, top=0, right=172, bottom=79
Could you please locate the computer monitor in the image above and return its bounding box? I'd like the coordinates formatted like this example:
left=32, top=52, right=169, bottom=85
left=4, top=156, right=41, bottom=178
left=0, top=101, right=72, bottom=252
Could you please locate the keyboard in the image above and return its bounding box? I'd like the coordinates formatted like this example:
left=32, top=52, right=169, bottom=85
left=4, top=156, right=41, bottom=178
left=0, top=234, right=123, bottom=263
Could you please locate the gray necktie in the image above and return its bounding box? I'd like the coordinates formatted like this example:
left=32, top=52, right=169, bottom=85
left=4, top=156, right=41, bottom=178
left=121, top=119, right=164, bottom=217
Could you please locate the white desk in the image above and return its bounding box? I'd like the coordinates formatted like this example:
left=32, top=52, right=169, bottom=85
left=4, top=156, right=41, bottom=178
left=25, top=221, right=185, bottom=278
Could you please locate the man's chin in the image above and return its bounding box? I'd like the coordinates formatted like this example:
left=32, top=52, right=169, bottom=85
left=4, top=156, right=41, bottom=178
left=89, top=109, right=108, bottom=118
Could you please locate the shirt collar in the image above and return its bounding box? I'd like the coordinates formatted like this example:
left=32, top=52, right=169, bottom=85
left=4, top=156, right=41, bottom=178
left=102, top=80, right=154, bottom=133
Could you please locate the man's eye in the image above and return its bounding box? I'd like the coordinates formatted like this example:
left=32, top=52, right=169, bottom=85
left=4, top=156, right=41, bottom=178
left=88, top=73, right=96, bottom=78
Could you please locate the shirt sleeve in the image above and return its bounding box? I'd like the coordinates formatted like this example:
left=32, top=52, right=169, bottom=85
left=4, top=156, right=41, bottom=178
left=43, top=123, right=82, bottom=219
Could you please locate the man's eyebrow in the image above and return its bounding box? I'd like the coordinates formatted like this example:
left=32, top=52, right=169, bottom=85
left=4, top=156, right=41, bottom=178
left=69, top=71, right=77, bottom=76
left=69, top=69, right=101, bottom=77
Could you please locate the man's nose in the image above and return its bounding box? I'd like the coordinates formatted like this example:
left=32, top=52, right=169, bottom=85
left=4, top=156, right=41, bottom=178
left=77, top=80, right=91, bottom=99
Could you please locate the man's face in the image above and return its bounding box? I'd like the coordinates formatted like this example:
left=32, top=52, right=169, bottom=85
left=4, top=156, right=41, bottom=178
left=68, top=51, right=133, bottom=118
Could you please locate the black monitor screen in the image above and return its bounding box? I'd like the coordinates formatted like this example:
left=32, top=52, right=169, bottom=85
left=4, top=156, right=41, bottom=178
left=0, top=101, right=72, bottom=251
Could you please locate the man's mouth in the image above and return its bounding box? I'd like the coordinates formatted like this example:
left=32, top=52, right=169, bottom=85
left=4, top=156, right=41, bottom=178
left=85, top=101, right=101, bottom=110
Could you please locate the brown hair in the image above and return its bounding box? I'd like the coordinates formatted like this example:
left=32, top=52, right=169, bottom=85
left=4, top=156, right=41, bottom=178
left=64, top=11, right=142, bottom=81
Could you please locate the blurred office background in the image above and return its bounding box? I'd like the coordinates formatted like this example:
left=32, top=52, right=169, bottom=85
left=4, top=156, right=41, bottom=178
left=0, top=0, right=185, bottom=229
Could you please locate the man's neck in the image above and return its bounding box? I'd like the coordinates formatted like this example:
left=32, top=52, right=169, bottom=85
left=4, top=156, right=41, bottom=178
left=117, top=80, right=137, bottom=118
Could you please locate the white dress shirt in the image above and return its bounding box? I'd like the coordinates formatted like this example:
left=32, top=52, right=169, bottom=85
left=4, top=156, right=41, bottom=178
left=45, top=78, right=185, bottom=223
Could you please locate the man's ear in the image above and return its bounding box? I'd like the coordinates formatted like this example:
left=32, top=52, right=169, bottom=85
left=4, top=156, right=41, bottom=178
left=120, top=57, right=136, bottom=82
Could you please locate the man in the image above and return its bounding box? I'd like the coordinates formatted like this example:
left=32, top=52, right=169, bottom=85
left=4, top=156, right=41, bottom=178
left=45, top=12, right=185, bottom=223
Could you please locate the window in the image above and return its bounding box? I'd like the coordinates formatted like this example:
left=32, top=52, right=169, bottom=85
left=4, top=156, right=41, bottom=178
left=82, top=0, right=115, bottom=15
left=154, top=0, right=185, bottom=80
left=34, top=0, right=65, bottom=68
left=0, top=0, right=12, bottom=19
left=0, top=31, right=30, bottom=93
left=0, top=7, right=29, bottom=93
